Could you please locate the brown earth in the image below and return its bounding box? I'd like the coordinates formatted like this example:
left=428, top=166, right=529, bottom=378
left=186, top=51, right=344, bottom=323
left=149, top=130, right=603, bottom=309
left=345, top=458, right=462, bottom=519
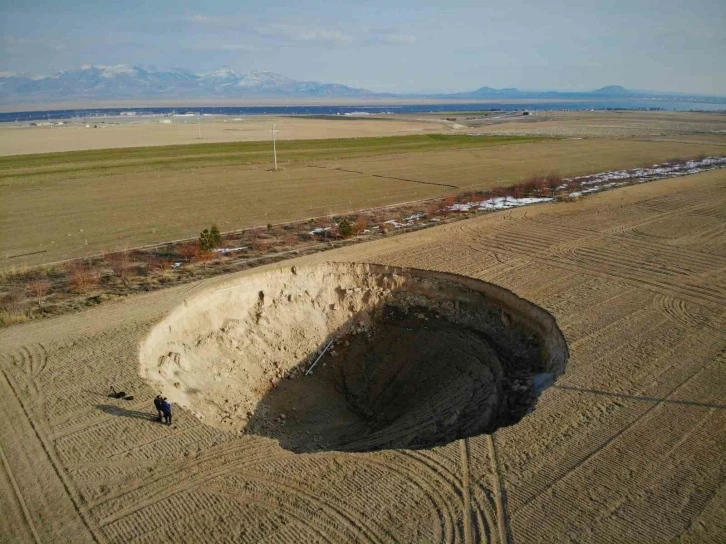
left=0, top=116, right=449, bottom=156
left=1, top=169, right=725, bottom=542
left=453, top=110, right=726, bottom=140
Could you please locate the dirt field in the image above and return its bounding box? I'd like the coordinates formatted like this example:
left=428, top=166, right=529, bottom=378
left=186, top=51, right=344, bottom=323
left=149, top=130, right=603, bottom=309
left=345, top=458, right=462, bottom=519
left=1, top=170, right=724, bottom=542
left=3, top=135, right=724, bottom=268
left=453, top=110, right=726, bottom=140
left=0, top=116, right=451, bottom=156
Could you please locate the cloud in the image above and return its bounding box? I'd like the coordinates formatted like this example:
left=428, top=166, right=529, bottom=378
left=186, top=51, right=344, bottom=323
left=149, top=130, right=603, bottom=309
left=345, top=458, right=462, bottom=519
left=185, top=14, right=233, bottom=27
left=360, top=29, right=417, bottom=46
left=297, top=29, right=353, bottom=44
left=3, top=34, right=67, bottom=51
left=179, top=15, right=413, bottom=48
left=255, top=23, right=353, bottom=46
left=373, top=32, right=417, bottom=45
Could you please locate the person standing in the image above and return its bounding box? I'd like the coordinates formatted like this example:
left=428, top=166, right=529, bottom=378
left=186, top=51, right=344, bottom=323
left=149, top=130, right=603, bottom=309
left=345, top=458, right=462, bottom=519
left=153, top=395, right=164, bottom=422
left=161, top=397, right=172, bottom=426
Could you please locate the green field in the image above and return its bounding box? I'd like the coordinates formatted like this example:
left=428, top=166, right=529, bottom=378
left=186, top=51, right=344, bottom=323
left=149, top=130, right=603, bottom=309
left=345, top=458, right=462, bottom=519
left=2, top=133, right=724, bottom=268
left=0, top=134, right=542, bottom=179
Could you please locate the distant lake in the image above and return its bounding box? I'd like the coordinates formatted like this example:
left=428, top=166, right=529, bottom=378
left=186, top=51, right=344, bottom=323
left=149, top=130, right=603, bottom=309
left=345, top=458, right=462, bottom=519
left=1, top=99, right=724, bottom=122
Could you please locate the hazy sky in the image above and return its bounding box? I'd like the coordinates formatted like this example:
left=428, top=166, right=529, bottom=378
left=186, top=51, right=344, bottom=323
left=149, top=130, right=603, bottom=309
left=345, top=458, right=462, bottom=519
left=1, top=0, right=724, bottom=94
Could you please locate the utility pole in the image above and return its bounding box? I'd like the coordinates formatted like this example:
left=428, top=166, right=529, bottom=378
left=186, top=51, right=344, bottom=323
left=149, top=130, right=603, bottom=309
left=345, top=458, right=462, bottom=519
left=269, top=124, right=279, bottom=170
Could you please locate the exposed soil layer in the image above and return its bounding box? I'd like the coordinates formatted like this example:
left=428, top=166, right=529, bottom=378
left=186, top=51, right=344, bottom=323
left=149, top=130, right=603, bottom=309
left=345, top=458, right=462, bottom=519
left=140, top=263, right=568, bottom=452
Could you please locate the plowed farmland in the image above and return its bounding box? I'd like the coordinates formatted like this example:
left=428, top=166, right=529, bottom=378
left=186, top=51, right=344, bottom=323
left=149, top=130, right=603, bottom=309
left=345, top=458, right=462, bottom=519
left=1, top=168, right=725, bottom=543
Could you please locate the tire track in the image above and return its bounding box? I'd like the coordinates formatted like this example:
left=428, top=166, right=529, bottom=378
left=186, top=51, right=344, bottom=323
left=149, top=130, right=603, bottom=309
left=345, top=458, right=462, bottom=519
left=652, top=293, right=720, bottom=333
left=473, top=483, right=498, bottom=544
left=487, top=434, right=510, bottom=544
left=574, top=406, right=718, bottom=541
left=0, top=366, right=103, bottom=543
left=391, top=451, right=461, bottom=542
left=204, top=483, right=336, bottom=544
left=460, top=439, right=473, bottom=544
left=0, top=443, right=42, bottom=544
left=512, top=356, right=714, bottom=517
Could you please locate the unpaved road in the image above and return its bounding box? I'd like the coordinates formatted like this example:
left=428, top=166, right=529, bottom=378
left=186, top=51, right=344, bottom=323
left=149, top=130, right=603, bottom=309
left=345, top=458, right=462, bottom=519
left=1, top=169, right=725, bottom=542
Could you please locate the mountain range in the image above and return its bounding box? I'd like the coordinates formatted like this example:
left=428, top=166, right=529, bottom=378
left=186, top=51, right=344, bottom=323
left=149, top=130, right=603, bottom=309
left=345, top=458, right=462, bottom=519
left=0, top=64, right=723, bottom=105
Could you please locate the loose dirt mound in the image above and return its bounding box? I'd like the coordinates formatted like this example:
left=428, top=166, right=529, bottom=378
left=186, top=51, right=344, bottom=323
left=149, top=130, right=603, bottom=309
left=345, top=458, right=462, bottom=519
left=141, top=263, right=568, bottom=452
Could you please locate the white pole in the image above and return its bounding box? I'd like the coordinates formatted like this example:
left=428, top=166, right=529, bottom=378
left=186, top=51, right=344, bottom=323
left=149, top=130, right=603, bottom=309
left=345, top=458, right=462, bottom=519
left=269, top=124, right=279, bottom=170
left=306, top=339, right=333, bottom=375
left=197, top=113, right=202, bottom=139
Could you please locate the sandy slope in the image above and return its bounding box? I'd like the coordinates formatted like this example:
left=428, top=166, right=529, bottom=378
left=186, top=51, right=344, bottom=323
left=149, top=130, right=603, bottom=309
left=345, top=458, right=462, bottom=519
left=1, top=170, right=725, bottom=542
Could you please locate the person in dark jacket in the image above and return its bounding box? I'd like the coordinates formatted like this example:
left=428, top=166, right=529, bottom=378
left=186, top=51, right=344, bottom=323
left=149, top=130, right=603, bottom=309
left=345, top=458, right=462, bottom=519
left=153, top=395, right=164, bottom=422
left=161, top=398, right=172, bottom=425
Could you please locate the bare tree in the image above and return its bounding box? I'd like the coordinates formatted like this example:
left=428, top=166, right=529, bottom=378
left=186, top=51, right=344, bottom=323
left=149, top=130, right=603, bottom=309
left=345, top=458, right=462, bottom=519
left=105, top=251, right=131, bottom=287
left=27, top=279, right=51, bottom=307
left=195, top=247, right=214, bottom=270
left=0, top=288, right=26, bottom=313
left=178, top=243, right=199, bottom=263
left=67, top=265, right=98, bottom=294
left=353, top=216, right=368, bottom=235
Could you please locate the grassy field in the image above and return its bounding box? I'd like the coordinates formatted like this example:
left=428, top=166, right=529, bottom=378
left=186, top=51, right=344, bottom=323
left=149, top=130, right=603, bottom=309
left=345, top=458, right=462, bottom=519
left=2, top=134, right=725, bottom=267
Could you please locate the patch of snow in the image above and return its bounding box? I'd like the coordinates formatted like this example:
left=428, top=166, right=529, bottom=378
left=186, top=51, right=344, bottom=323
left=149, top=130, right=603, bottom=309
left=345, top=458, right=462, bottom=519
left=214, top=246, right=247, bottom=254
left=309, top=227, right=331, bottom=235
left=563, top=156, right=726, bottom=191
left=449, top=196, right=554, bottom=213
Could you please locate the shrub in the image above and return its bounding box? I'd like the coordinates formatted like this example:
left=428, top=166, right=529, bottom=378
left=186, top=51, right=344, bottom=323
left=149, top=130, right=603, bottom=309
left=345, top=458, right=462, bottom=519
left=200, top=224, right=223, bottom=250
left=253, top=239, right=271, bottom=252
left=195, top=248, right=215, bottom=269
left=105, top=251, right=132, bottom=287
left=338, top=219, right=353, bottom=238
left=210, top=224, right=222, bottom=243
left=146, top=254, right=171, bottom=273
left=27, top=279, right=51, bottom=306
left=545, top=173, right=563, bottom=191
left=0, top=311, right=28, bottom=327
left=427, top=203, right=443, bottom=216
left=0, top=288, right=26, bottom=313
left=353, top=216, right=368, bottom=234
left=67, top=265, right=98, bottom=293
left=178, top=243, right=199, bottom=263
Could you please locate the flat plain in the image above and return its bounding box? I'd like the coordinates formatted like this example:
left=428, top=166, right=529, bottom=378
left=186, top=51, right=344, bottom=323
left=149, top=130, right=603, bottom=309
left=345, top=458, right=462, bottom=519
left=1, top=169, right=725, bottom=543
left=449, top=110, right=726, bottom=140
left=3, top=131, right=725, bottom=267
left=0, top=115, right=451, bottom=156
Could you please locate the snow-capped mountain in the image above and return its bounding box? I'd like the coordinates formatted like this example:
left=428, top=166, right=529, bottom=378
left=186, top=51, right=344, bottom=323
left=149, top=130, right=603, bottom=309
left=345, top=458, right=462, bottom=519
left=2, top=64, right=722, bottom=105
left=0, top=64, right=375, bottom=104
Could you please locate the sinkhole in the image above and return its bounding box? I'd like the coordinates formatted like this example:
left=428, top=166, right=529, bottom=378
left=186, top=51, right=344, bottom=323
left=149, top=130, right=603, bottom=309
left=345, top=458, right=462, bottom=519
left=140, top=263, right=568, bottom=453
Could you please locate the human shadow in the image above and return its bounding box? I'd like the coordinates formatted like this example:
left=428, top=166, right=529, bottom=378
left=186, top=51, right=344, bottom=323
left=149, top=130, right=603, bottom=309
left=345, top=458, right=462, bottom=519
left=553, top=385, right=726, bottom=410
left=96, top=404, right=159, bottom=422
